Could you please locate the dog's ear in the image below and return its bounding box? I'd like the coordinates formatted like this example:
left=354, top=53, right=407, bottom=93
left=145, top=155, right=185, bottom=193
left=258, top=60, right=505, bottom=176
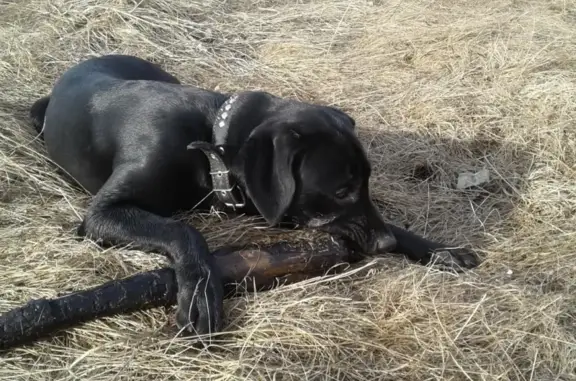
left=240, top=124, right=301, bottom=226
left=326, top=106, right=356, bottom=131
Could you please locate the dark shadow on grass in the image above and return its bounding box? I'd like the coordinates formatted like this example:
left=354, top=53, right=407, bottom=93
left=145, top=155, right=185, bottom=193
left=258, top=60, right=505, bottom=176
left=357, top=127, right=532, bottom=255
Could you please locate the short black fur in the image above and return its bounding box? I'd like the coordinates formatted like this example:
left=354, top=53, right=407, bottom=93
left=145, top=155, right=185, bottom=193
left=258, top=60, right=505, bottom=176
left=30, top=55, right=479, bottom=337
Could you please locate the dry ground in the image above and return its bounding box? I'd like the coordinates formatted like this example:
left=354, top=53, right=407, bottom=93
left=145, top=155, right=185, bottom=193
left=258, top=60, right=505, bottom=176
left=1, top=0, right=576, bottom=379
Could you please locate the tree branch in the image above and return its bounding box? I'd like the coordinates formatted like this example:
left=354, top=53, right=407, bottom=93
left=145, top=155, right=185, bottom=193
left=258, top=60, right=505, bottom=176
left=0, top=238, right=357, bottom=350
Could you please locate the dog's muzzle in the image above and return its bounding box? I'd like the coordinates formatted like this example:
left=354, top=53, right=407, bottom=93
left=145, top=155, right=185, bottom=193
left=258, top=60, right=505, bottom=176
left=372, top=233, right=397, bottom=253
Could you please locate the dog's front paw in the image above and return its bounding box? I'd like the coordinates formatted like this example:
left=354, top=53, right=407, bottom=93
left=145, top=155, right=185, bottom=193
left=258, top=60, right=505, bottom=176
left=175, top=263, right=224, bottom=338
left=428, top=247, right=480, bottom=271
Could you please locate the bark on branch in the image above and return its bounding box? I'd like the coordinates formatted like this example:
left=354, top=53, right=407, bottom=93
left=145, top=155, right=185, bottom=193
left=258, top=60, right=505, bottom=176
left=0, top=238, right=357, bottom=350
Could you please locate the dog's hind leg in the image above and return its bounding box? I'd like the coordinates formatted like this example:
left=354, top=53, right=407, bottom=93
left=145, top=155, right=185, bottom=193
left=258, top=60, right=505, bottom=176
left=30, top=96, right=50, bottom=137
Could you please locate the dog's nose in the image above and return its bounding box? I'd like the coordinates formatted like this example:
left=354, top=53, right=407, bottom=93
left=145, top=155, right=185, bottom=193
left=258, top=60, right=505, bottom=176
left=374, top=234, right=397, bottom=253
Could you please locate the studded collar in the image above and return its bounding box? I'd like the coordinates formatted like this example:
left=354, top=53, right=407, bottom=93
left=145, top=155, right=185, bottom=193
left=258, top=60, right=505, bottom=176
left=186, top=93, right=246, bottom=210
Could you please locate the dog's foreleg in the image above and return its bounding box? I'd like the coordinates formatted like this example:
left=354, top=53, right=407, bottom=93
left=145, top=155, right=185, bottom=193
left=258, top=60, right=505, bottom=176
left=78, top=165, right=224, bottom=337
left=385, top=224, right=479, bottom=270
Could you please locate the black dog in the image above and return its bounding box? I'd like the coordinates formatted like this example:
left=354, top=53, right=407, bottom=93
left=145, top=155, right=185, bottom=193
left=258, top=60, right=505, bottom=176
left=30, top=55, right=478, bottom=337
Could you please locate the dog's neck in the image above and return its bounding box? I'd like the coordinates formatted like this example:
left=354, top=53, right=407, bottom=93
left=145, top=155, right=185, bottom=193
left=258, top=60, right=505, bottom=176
left=212, top=94, right=240, bottom=148
left=187, top=94, right=244, bottom=210
left=210, top=91, right=275, bottom=159
left=188, top=91, right=269, bottom=211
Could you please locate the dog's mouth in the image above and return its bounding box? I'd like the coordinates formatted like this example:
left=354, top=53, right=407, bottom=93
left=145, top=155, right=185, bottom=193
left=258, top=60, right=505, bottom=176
left=306, top=215, right=338, bottom=228
left=336, top=237, right=372, bottom=263
left=336, top=236, right=363, bottom=253
left=281, top=216, right=367, bottom=257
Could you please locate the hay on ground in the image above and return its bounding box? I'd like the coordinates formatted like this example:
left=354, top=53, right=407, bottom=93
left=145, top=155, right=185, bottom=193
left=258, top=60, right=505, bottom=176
left=1, top=0, right=575, bottom=380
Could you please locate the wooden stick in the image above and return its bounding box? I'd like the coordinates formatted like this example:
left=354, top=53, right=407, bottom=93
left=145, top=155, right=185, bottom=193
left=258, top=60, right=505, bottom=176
left=0, top=238, right=356, bottom=350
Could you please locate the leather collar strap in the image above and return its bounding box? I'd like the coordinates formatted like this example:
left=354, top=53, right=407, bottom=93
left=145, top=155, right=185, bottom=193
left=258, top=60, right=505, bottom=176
left=186, top=94, right=246, bottom=210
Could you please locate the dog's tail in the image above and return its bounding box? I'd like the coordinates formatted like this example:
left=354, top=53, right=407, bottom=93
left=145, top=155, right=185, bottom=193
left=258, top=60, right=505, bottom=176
left=30, top=95, right=50, bottom=139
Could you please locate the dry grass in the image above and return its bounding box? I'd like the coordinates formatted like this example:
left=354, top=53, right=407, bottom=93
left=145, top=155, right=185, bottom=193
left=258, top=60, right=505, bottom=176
left=1, top=0, right=576, bottom=379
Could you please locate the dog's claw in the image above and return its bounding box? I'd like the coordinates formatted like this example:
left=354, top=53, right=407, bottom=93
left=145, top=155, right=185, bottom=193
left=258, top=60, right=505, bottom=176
left=429, top=248, right=480, bottom=271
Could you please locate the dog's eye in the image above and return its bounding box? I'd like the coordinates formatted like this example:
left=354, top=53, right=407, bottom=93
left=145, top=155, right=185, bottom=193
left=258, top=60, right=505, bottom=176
left=335, top=187, right=350, bottom=199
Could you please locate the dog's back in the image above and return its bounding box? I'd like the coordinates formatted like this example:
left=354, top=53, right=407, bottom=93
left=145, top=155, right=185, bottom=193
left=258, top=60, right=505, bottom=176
left=58, top=55, right=181, bottom=86
left=33, top=55, right=183, bottom=194
left=31, top=55, right=180, bottom=122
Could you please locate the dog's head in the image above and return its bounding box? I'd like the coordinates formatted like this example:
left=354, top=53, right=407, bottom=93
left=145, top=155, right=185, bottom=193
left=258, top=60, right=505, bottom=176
left=237, top=103, right=397, bottom=254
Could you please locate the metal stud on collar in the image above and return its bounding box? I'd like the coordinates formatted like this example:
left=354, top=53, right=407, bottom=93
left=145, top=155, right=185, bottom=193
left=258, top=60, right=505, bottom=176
left=214, top=94, right=239, bottom=136
left=187, top=93, right=246, bottom=210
